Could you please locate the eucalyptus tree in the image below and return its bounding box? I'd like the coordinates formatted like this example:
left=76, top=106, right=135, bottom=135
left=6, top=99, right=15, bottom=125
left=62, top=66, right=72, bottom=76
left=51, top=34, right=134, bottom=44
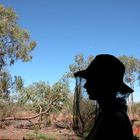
left=67, top=54, right=94, bottom=78
left=0, top=5, right=36, bottom=69
left=14, top=76, right=24, bottom=92
left=0, top=70, right=12, bottom=98
left=17, top=78, right=70, bottom=112
left=0, top=4, right=36, bottom=97
left=118, top=56, right=140, bottom=86
left=118, top=56, right=140, bottom=119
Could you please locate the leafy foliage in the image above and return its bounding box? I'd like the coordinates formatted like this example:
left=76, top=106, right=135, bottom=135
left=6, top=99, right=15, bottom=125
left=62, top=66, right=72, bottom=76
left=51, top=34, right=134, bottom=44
left=118, top=56, right=140, bottom=84
left=0, top=4, right=36, bottom=98
left=17, top=79, right=70, bottom=114
left=0, top=5, right=36, bottom=69
left=0, top=70, right=12, bottom=97
left=67, top=54, right=94, bottom=78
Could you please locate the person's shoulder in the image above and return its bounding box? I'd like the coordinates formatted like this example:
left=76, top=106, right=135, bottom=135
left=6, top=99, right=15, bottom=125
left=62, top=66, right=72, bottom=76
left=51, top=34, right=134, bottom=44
left=112, top=109, right=132, bottom=128
left=103, top=109, right=130, bottom=125
left=114, top=110, right=129, bottom=121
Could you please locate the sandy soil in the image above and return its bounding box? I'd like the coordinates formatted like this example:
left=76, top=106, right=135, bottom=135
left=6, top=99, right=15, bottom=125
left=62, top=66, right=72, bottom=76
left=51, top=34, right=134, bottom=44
left=0, top=126, right=82, bottom=140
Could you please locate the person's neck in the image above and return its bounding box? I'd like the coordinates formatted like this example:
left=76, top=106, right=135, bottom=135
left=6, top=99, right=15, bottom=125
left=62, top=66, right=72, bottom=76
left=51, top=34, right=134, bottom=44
left=97, top=96, right=127, bottom=112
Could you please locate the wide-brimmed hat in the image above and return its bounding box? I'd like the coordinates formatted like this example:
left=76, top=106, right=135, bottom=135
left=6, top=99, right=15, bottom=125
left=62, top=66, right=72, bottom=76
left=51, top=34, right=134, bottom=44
left=74, top=54, right=134, bottom=94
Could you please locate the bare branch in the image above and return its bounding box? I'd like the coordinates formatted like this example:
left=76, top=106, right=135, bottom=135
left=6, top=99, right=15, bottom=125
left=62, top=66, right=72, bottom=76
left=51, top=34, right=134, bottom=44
left=1, top=95, right=59, bottom=121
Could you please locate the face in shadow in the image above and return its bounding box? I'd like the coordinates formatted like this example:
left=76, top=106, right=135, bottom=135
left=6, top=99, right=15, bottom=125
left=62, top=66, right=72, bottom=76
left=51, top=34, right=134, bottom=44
left=83, top=74, right=118, bottom=101
left=84, top=76, right=102, bottom=100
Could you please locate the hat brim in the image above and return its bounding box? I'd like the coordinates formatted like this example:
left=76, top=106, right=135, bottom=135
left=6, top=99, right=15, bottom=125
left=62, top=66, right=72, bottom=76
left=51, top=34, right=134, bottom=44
left=119, top=82, right=134, bottom=93
left=74, top=70, right=89, bottom=79
left=74, top=70, right=134, bottom=94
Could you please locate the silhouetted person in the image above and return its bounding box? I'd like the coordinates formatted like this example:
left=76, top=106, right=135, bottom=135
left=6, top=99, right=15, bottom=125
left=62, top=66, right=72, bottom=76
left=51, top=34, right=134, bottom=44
left=74, top=54, right=134, bottom=140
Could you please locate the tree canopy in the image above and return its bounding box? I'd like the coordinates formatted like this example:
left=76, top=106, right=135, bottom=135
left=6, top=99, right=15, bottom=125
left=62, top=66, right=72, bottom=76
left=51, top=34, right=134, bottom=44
left=0, top=5, right=36, bottom=97
left=0, top=5, right=36, bottom=70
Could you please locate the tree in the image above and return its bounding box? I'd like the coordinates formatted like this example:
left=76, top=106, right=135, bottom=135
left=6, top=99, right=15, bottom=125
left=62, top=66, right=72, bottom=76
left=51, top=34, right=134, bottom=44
left=14, top=76, right=24, bottom=92
left=16, top=78, right=70, bottom=113
left=0, top=5, right=36, bottom=97
left=67, top=54, right=94, bottom=78
left=118, top=56, right=140, bottom=85
left=0, top=5, right=36, bottom=70
left=118, top=56, right=140, bottom=120
left=0, top=69, right=12, bottom=98
left=1, top=79, right=71, bottom=129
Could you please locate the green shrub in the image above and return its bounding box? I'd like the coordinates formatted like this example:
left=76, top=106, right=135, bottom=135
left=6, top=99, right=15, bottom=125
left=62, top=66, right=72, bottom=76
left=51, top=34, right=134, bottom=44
left=26, top=133, right=55, bottom=140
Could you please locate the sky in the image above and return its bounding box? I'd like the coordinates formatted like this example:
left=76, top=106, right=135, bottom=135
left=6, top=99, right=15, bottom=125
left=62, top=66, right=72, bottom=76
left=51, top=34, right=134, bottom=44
left=0, top=0, right=140, bottom=101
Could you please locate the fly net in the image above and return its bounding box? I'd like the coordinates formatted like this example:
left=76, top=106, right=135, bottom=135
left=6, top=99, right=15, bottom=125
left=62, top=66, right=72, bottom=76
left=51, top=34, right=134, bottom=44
left=73, top=77, right=98, bottom=137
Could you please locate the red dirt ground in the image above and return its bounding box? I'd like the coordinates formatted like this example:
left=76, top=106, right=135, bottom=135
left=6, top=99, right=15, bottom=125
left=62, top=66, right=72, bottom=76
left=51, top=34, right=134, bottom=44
left=0, top=126, right=82, bottom=140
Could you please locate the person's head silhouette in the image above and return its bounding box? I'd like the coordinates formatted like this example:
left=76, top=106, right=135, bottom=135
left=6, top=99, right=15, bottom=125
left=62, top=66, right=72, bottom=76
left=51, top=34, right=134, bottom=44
left=74, top=54, right=133, bottom=102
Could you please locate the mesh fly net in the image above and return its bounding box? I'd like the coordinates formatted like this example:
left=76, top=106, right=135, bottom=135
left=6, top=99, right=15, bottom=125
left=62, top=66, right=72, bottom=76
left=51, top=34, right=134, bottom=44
left=73, top=77, right=99, bottom=137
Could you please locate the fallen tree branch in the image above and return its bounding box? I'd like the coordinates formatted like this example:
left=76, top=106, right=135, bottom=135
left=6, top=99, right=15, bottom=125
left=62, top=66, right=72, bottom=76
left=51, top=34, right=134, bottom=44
left=1, top=95, right=59, bottom=121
